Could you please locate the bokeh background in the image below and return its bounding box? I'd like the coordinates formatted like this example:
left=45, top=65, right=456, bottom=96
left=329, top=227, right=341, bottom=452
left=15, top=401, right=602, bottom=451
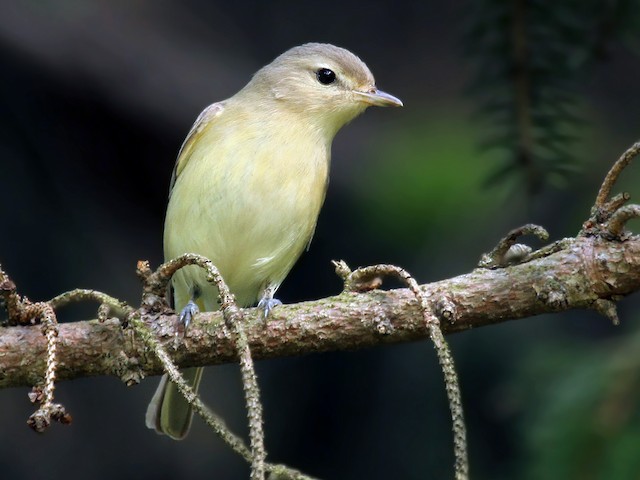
left=2, top=1, right=640, bottom=479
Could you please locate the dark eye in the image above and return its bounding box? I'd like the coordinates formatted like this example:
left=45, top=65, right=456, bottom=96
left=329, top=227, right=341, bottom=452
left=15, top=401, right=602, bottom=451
left=316, top=68, right=336, bottom=85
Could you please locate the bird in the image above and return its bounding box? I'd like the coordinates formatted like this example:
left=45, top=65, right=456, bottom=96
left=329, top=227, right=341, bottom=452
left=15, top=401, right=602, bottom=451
left=145, top=42, right=402, bottom=440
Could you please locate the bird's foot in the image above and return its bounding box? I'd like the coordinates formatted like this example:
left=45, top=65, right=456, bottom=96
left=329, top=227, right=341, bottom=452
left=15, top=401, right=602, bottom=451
left=178, top=300, right=199, bottom=331
left=257, top=297, right=282, bottom=319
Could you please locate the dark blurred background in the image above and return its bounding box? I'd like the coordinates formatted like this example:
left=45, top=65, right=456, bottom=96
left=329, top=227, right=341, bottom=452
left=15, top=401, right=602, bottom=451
left=2, top=1, right=640, bottom=479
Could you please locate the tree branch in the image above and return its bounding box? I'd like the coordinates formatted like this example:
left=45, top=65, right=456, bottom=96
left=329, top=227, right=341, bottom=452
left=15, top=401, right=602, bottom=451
left=2, top=233, right=639, bottom=389
left=1, top=142, right=639, bottom=480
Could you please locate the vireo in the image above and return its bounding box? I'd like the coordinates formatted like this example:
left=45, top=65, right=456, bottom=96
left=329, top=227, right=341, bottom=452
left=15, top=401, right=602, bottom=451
left=146, top=42, right=402, bottom=439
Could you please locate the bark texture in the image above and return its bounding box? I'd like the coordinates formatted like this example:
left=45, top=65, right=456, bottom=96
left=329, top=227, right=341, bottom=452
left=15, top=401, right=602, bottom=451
left=1, top=234, right=638, bottom=389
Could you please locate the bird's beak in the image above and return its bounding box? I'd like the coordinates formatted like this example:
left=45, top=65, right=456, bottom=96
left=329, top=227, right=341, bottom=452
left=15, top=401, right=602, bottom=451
left=354, top=88, right=403, bottom=107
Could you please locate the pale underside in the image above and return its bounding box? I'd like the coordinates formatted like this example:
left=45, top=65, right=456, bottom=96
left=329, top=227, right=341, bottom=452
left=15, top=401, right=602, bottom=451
left=164, top=101, right=330, bottom=310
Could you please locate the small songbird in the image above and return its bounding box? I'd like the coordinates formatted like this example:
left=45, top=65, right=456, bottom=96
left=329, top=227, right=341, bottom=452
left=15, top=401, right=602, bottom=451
left=146, top=43, right=402, bottom=439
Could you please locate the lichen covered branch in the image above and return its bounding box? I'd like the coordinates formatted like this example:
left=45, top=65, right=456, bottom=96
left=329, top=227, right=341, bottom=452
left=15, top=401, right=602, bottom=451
left=2, top=234, right=639, bottom=389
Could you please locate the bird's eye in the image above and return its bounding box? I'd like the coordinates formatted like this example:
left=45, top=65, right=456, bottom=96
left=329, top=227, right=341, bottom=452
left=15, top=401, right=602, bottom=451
left=316, top=68, right=336, bottom=85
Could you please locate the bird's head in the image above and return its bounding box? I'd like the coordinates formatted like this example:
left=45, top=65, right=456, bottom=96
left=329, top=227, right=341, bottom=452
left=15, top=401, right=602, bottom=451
left=243, top=43, right=402, bottom=135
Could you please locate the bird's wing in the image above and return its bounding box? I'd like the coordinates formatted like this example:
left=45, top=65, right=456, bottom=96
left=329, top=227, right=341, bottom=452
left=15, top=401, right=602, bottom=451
left=304, top=175, right=329, bottom=251
left=168, top=102, right=225, bottom=196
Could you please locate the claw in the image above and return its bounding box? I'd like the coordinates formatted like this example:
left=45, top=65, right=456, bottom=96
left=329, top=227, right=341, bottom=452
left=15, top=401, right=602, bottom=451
left=257, top=297, right=282, bottom=319
left=257, top=283, right=282, bottom=319
left=178, top=300, right=199, bottom=330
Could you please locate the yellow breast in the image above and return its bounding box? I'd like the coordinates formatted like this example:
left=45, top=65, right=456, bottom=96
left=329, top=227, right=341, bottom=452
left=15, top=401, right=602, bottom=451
left=164, top=104, right=330, bottom=309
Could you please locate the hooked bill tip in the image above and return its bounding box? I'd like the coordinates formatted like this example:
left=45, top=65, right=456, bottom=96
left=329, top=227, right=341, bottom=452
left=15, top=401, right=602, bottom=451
left=354, top=89, right=403, bottom=107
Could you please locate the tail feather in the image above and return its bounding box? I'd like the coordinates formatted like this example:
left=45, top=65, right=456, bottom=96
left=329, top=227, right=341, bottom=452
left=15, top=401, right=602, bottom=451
left=145, top=367, right=204, bottom=440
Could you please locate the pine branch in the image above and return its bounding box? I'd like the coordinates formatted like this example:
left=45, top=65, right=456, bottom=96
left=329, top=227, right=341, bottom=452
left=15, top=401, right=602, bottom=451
left=2, top=141, right=640, bottom=480
left=1, top=231, right=638, bottom=389
left=462, top=0, right=638, bottom=193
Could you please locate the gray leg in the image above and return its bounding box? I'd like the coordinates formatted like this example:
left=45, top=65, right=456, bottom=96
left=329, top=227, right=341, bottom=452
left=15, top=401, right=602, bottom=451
left=177, top=285, right=200, bottom=332
left=257, top=283, right=282, bottom=318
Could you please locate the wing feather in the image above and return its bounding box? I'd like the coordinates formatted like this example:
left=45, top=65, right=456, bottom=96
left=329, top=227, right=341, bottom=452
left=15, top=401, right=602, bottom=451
left=168, top=102, right=225, bottom=196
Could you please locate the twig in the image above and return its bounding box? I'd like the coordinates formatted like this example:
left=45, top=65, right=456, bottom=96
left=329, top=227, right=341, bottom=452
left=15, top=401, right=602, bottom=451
left=581, top=141, right=640, bottom=238
left=0, top=265, right=71, bottom=430
left=129, top=312, right=253, bottom=460
left=266, top=465, right=319, bottom=480
left=478, top=224, right=549, bottom=268
left=594, top=141, right=640, bottom=210
left=130, top=302, right=313, bottom=480
left=138, top=254, right=266, bottom=480
left=49, top=288, right=133, bottom=321
left=593, top=299, right=620, bottom=326
left=26, top=304, right=71, bottom=432
left=334, top=260, right=469, bottom=480
left=0, top=266, right=23, bottom=324
left=606, top=205, right=640, bottom=239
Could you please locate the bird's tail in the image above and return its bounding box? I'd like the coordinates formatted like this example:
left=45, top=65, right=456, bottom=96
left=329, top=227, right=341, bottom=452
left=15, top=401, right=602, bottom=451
left=145, top=366, right=204, bottom=440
